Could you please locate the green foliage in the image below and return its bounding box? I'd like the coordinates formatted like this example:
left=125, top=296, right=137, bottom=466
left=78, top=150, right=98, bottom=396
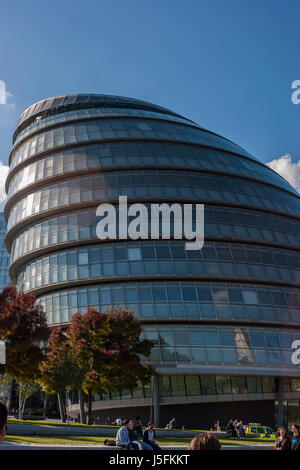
left=39, top=306, right=155, bottom=423
left=0, top=286, right=49, bottom=382
left=38, top=328, right=84, bottom=394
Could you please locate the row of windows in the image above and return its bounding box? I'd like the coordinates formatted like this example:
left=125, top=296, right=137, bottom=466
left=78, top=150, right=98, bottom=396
left=17, top=241, right=300, bottom=292
left=140, top=326, right=300, bottom=367
left=90, top=376, right=300, bottom=401
left=13, top=107, right=194, bottom=147
left=0, top=274, right=10, bottom=291
left=16, top=94, right=178, bottom=133
left=8, top=144, right=293, bottom=200
left=142, top=326, right=300, bottom=349
left=18, top=240, right=300, bottom=273
left=0, top=252, right=10, bottom=267
left=0, top=216, right=7, bottom=231
left=10, top=205, right=300, bottom=262
left=9, top=118, right=255, bottom=171
left=38, top=282, right=300, bottom=326
left=7, top=171, right=300, bottom=230
left=0, top=216, right=10, bottom=290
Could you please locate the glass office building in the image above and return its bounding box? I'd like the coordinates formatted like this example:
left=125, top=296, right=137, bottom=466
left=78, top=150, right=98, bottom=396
left=4, top=94, right=300, bottom=428
left=0, top=212, right=10, bottom=290
left=0, top=212, right=11, bottom=406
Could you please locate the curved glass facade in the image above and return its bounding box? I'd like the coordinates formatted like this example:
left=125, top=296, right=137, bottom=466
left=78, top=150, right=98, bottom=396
left=38, top=281, right=300, bottom=325
left=7, top=141, right=295, bottom=199
left=16, top=241, right=300, bottom=292
left=9, top=118, right=257, bottom=173
left=4, top=94, right=300, bottom=424
left=0, top=213, right=10, bottom=290
left=12, top=107, right=196, bottom=148
left=10, top=206, right=300, bottom=264
left=6, top=170, right=300, bottom=231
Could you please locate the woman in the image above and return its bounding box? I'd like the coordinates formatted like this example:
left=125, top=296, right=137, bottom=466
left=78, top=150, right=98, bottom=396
left=188, top=433, right=221, bottom=450
left=291, top=424, right=300, bottom=450
left=273, top=427, right=292, bottom=450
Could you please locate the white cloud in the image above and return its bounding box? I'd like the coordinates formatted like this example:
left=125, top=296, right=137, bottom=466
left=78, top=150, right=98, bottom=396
left=0, top=162, right=9, bottom=211
left=266, top=154, right=300, bottom=193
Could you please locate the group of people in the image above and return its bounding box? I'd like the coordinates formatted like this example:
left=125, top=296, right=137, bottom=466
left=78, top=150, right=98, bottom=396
left=115, top=417, right=161, bottom=450
left=1, top=401, right=300, bottom=451
left=225, top=419, right=245, bottom=438
left=273, top=425, right=300, bottom=451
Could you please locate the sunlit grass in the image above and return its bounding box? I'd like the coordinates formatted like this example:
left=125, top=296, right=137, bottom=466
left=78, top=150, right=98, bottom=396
left=5, top=434, right=275, bottom=447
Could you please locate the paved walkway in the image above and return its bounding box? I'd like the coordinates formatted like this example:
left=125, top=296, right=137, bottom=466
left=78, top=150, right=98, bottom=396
left=1, top=441, right=273, bottom=450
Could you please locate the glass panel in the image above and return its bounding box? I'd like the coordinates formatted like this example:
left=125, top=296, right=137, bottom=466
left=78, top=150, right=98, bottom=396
left=200, top=376, right=216, bottom=395
left=170, top=376, right=186, bottom=396
left=185, top=376, right=201, bottom=396
left=215, top=376, right=232, bottom=394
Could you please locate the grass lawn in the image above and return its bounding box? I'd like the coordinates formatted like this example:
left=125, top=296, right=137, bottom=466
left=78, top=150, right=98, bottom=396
left=7, top=418, right=119, bottom=429
left=5, top=434, right=275, bottom=446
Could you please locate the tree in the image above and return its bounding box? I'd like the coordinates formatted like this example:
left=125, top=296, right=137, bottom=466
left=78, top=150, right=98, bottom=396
left=38, top=327, right=85, bottom=422
left=0, top=286, right=49, bottom=383
left=40, top=307, right=155, bottom=424
left=17, top=381, right=40, bottom=420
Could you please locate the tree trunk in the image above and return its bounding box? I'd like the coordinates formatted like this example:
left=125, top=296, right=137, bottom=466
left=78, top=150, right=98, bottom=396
left=43, top=394, right=48, bottom=418
left=18, top=393, right=23, bottom=420
left=78, top=389, right=85, bottom=424
left=57, top=392, right=66, bottom=423
left=86, top=390, right=93, bottom=425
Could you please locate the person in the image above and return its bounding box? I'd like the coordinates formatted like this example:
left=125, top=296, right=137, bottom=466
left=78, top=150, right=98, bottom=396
left=116, top=417, right=122, bottom=426
left=236, top=420, right=245, bottom=438
left=188, top=433, right=221, bottom=450
left=169, top=417, right=177, bottom=429
left=273, top=426, right=292, bottom=450
left=128, top=420, right=153, bottom=450
left=225, top=419, right=237, bottom=437
left=0, top=402, right=7, bottom=444
left=143, top=422, right=161, bottom=451
left=291, top=424, right=300, bottom=450
left=132, top=416, right=143, bottom=439
left=116, top=419, right=138, bottom=450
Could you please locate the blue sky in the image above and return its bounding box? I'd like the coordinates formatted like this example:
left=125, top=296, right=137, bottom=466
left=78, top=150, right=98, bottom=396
left=0, top=0, right=300, bottom=197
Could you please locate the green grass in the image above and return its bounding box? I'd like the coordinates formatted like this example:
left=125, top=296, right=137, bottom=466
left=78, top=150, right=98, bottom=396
left=6, top=419, right=276, bottom=447
left=7, top=418, right=212, bottom=433
left=7, top=418, right=119, bottom=429
left=5, top=434, right=275, bottom=447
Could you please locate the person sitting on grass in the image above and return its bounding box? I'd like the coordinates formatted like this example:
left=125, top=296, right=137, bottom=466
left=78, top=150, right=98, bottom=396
left=188, top=432, right=221, bottom=450
left=116, top=419, right=138, bottom=450
left=143, top=422, right=161, bottom=451
left=0, top=402, right=8, bottom=444
left=128, top=420, right=153, bottom=450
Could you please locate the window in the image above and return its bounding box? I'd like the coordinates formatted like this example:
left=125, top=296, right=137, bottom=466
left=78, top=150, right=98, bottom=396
left=242, top=290, right=258, bottom=305
left=216, top=376, right=231, bottom=394
left=231, top=376, right=247, bottom=394
left=170, top=376, right=186, bottom=396
left=185, top=376, right=201, bottom=396
left=200, top=376, right=216, bottom=395
left=128, top=247, right=141, bottom=261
